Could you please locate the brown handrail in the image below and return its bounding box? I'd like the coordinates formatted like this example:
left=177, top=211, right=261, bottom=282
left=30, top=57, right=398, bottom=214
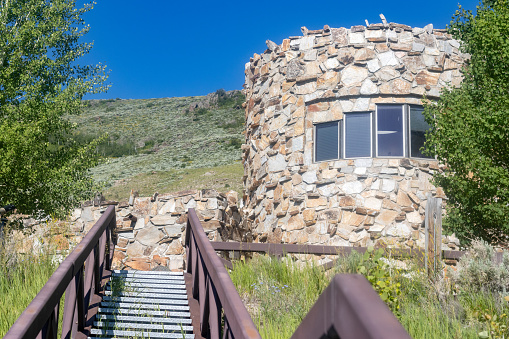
left=290, top=274, right=411, bottom=339
left=4, top=205, right=116, bottom=339
left=211, top=241, right=471, bottom=262
left=185, top=208, right=261, bottom=339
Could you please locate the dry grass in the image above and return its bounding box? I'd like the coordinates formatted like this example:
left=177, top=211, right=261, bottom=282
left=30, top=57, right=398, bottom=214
left=103, top=162, right=244, bottom=201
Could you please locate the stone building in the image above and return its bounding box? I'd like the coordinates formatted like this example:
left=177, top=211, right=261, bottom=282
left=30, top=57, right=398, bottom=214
left=241, top=21, right=467, bottom=249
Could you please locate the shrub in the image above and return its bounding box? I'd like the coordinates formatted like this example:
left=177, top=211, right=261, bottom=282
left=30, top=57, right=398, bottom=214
left=452, top=239, right=509, bottom=293
left=356, top=247, right=402, bottom=318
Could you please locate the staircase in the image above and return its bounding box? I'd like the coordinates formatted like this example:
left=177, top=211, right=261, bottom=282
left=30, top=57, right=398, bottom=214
left=89, top=270, right=195, bottom=338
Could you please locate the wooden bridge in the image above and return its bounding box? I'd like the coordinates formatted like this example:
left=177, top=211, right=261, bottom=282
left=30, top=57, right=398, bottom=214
left=4, top=205, right=414, bottom=339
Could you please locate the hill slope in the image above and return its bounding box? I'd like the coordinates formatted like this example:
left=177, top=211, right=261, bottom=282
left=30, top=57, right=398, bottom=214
left=70, top=90, right=245, bottom=199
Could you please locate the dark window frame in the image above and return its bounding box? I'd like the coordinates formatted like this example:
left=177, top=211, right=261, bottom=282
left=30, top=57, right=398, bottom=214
left=312, top=104, right=432, bottom=163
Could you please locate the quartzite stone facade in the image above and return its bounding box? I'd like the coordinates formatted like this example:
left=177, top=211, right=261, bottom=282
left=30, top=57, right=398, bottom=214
left=241, top=22, right=467, bottom=250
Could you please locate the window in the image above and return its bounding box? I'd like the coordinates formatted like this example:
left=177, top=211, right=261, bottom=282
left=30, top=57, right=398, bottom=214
left=409, top=106, right=433, bottom=158
left=344, top=112, right=372, bottom=158
left=376, top=105, right=405, bottom=157
left=313, top=104, right=431, bottom=162
left=314, top=121, right=340, bottom=162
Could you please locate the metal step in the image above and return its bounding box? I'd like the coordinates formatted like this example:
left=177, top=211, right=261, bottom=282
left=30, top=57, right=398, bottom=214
left=91, top=270, right=194, bottom=338
left=109, top=276, right=184, bottom=283
left=107, top=282, right=185, bottom=290
left=112, top=270, right=183, bottom=276
left=97, top=307, right=191, bottom=318
left=96, top=314, right=192, bottom=325
left=102, top=296, right=188, bottom=305
left=89, top=328, right=194, bottom=338
left=106, top=286, right=187, bottom=294
left=104, top=290, right=188, bottom=299
left=94, top=321, right=193, bottom=332
left=100, top=301, right=189, bottom=311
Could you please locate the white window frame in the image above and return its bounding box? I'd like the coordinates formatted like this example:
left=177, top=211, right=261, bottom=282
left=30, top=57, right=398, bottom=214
left=375, top=104, right=407, bottom=158
left=343, top=111, right=372, bottom=159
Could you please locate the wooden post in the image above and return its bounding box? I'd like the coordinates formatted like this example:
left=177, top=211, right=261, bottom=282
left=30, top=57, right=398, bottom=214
left=425, top=193, right=442, bottom=277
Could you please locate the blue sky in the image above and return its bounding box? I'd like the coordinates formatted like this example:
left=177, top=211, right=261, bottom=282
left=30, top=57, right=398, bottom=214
left=81, top=0, right=480, bottom=100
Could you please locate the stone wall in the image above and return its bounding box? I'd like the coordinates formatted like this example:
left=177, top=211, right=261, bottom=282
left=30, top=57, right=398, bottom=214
left=69, top=189, right=238, bottom=271
left=241, top=21, right=467, bottom=250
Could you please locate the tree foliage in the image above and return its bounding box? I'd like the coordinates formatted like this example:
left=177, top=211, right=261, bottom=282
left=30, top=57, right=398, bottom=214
left=423, top=0, right=509, bottom=243
left=0, top=0, right=108, bottom=217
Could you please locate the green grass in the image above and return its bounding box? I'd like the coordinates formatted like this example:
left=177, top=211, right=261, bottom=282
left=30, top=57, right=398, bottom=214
left=229, top=253, right=503, bottom=339
left=0, top=248, right=63, bottom=336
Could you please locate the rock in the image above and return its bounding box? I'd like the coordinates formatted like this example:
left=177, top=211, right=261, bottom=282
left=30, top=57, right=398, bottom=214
left=360, top=79, right=378, bottom=95
left=407, top=211, right=423, bottom=224
left=287, top=215, right=305, bottom=231
left=150, top=215, right=176, bottom=226
left=126, top=241, right=145, bottom=258
left=341, top=65, right=368, bottom=86
left=331, top=27, right=348, bottom=44
left=354, top=48, right=376, bottom=62
left=136, top=226, right=164, bottom=246
left=378, top=51, right=399, bottom=67
left=287, top=59, right=305, bottom=79
left=342, top=181, right=363, bottom=194
left=365, top=198, right=382, bottom=211
left=165, top=240, right=184, bottom=255
left=375, top=210, right=398, bottom=225
left=386, top=223, right=411, bottom=237
left=125, top=260, right=151, bottom=271
left=268, top=153, right=287, bottom=172
left=306, top=196, right=327, bottom=208
left=81, top=207, right=94, bottom=222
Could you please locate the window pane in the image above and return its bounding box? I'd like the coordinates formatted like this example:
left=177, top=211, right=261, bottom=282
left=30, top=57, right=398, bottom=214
left=315, top=121, right=339, bottom=162
left=377, top=105, right=404, bottom=157
left=410, top=106, right=433, bottom=158
left=345, top=113, right=371, bottom=158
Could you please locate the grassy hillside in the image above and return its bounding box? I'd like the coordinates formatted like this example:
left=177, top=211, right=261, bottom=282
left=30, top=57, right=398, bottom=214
left=70, top=90, right=245, bottom=199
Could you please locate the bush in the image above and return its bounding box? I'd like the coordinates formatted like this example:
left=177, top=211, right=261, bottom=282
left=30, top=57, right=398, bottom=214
left=452, top=240, right=509, bottom=293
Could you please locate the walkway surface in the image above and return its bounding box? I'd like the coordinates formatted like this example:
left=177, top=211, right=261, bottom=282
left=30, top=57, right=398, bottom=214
left=88, top=270, right=195, bottom=338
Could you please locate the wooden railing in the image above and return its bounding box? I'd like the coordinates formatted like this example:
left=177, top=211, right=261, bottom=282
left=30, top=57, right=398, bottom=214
left=291, top=274, right=411, bottom=339
left=186, top=208, right=412, bottom=339
left=4, top=205, right=116, bottom=339
left=185, top=208, right=261, bottom=339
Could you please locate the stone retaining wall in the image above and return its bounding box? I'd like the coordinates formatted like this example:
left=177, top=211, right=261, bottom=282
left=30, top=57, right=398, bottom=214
left=241, top=21, right=467, bottom=250
left=69, top=189, right=238, bottom=271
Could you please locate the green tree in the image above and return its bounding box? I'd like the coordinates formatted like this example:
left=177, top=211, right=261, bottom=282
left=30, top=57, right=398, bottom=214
left=423, top=0, right=509, bottom=243
left=0, top=0, right=108, bottom=217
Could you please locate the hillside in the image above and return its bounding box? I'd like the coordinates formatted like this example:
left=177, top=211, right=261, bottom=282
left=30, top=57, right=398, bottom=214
left=70, top=90, right=245, bottom=200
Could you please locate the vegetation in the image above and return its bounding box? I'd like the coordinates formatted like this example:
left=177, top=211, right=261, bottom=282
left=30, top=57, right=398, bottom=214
left=423, top=0, right=509, bottom=244
left=0, top=0, right=108, bottom=218
left=0, top=220, right=69, bottom=336
left=103, top=162, right=244, bottom=201
left=71, top=92, right=245, bottom=199
left=231, top=242, right=509, bottom=339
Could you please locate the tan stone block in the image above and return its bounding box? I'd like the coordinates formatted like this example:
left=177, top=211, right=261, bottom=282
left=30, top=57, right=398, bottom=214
left=397, top=190, right=412, bottom=207
left=306, top=196, right=327, bottom=208
left=339, top=196, right=356, bottom=207
left=153, top=254, right=170, bottom=266
left=307, top=101, right=330, bottom=112
left=282, top=39, right=290, bottom=52
left=415, top=70, right=440, bottom=86
left=274, top=185, right=283, bottom=202
left=341, top=211, right=365, bottom=226
left=294, top=119, right=304, bottom=136
left=408, top=191, right=421, bottom=204
left=165, top=240, right=184, bottom=255
left=292, top=173, right=303, bottom=185
left=287, top=215, right=306, bottom=231
left=375, top=210, right=398, bottom=225
left=125, top=260, right=151, bottom=271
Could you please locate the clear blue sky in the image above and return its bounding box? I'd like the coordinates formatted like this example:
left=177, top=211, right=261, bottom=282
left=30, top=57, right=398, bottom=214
left=81, top=0, right=480, bottom=100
